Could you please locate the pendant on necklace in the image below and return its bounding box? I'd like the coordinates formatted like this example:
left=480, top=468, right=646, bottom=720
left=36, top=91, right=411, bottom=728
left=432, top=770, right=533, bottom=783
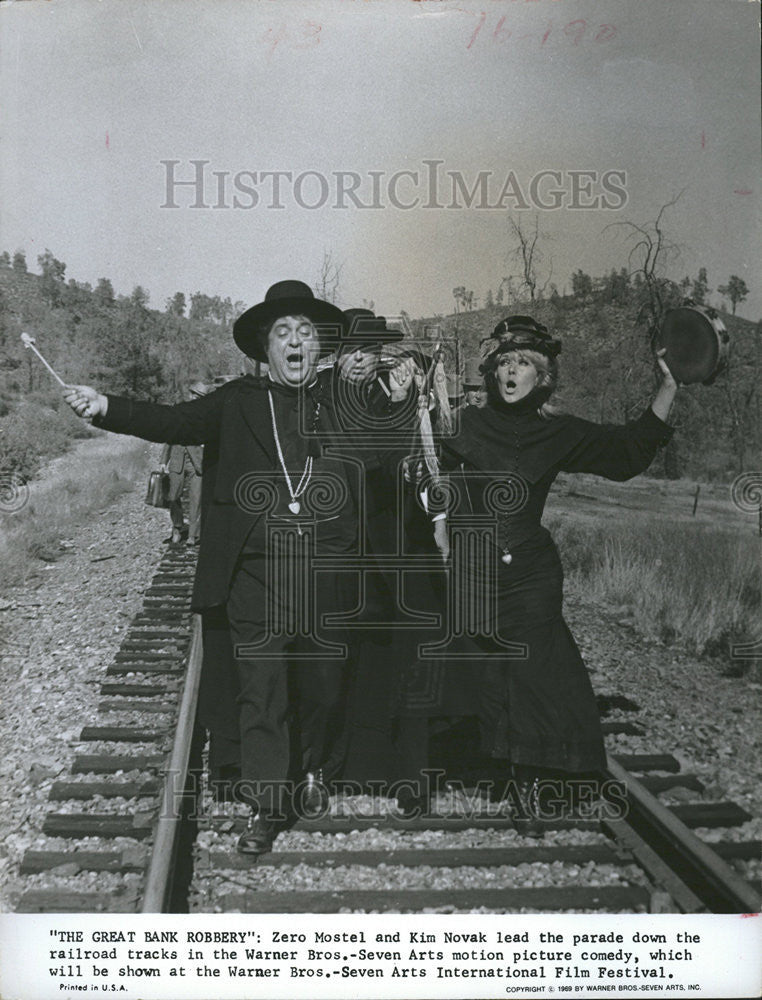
left=288, top=500, right=301, bottom=515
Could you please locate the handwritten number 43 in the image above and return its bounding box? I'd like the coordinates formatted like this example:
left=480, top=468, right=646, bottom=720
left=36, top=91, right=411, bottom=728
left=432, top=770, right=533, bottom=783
left=466, top=15, right=617, bottom=49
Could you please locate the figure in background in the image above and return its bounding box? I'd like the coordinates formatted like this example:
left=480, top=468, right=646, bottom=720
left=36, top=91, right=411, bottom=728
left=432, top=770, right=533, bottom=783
left=462, top=357, right=485, bottom=409
left=159, top=381, right=208, bottom=544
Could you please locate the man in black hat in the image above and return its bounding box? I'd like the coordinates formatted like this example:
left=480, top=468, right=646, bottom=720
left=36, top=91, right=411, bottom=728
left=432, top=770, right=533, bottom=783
left=63, top=280, right=378, bottom=856
left=461, top=357, right=485, bottom=409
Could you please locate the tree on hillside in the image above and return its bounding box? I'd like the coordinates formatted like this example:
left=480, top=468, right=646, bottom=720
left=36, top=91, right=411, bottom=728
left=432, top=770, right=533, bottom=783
left=37, top=249, right=67, bottom=307
left=94, top=277, right=115, bottom=307
left=314, top=249, right=343, bottom=304
left=12, top=250, right=27, bottom=273
left=0, top=251, right=10, bottom=268
left=189, top=292, right=223, bottom=323
left=691, top=267, right=710, bottom=306
left=64, top=279, right=93, bottom=321
left=571, top=269, right=593, bottom=299
left=721, top=320, right=760, bottom=471
left=100, top=292, right=163, bottom=398
left=130, top=285, right=150, bottom=309
left=166, top=291, right=186, bottom=316
left=717, top=275, right=749, bottom=315
left=602, top=267, right=630, bottom=304
left=506, top=216, right=552, bottom=303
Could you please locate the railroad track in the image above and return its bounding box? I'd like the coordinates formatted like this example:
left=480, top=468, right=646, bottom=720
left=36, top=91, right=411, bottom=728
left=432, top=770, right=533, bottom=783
left=16, top=543, right=200, bottom=914
left=14, top=548, right=761, bottom=915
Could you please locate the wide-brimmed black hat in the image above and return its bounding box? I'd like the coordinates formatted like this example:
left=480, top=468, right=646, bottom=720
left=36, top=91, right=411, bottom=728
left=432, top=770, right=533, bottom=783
left=340, top=308, right=406, bottom=350
left=233, top=280, right=347, bottom=362
left=492, top=314, right=562, bottom=358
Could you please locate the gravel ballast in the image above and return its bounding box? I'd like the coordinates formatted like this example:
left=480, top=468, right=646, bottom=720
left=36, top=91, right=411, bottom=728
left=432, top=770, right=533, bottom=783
left=1, top=446, right=759, bottom=912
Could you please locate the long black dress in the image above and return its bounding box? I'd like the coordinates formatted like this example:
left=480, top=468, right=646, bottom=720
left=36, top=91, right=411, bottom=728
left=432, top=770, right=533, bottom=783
left=438, top=395, right=673, bottom=774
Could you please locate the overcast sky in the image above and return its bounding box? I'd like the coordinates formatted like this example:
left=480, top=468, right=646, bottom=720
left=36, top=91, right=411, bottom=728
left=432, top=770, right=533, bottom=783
left=1, top=0, right=760, bottom=321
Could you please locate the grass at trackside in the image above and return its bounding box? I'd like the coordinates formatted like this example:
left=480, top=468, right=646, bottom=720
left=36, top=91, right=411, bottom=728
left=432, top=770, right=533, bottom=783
left=545, top=472, right=760, bottom=664
left=0, top=433, right=155, bottom=592
left=548, top=507, right=760, bottom=665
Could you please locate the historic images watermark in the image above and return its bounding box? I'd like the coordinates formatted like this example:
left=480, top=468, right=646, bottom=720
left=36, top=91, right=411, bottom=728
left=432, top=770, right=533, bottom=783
left=162, top=769, right=631, bottom=824
left=159, top=159, right=628, bottom=212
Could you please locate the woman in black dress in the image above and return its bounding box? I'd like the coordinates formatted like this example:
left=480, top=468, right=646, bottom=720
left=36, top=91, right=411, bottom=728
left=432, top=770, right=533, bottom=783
left=433, top=315, right=678, bottom=800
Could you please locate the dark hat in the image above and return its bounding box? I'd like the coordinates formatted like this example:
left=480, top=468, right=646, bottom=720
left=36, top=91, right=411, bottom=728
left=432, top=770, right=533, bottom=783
left=463, top=357, right=483, bottom=389
left=492, top=314, right=562, bottom=358
left=341, top=308, right=405, bottom=349
left=233, top=280, right=347, bottom=362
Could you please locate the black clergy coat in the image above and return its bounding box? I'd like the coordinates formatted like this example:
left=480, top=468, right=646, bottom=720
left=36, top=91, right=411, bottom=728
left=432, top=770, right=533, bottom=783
left=95, top=372, right=417, bottom=776
left=96, top=373, right=407, bottom=611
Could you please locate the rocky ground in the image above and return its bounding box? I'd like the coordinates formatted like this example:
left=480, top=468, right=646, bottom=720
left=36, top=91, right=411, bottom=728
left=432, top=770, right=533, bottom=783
left=0, top=443, right=759, bottom=911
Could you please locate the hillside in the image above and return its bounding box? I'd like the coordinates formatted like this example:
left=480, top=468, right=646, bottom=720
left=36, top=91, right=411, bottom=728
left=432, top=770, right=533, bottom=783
left=0, top=257, right=759, bottom=482
left=0, top=262, right=246, bottom=479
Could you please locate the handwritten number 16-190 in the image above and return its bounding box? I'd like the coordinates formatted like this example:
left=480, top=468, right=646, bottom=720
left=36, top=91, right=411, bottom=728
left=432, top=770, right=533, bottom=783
left=466, top=15, right=617, bottom=50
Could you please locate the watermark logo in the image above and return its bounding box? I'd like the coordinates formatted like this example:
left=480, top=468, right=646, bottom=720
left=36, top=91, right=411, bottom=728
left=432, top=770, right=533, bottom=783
left=730, top=471, right=762, bottom=514
left=162, top=771, right=630, bottom=823
left=0, top=474, right=30, bottom=514
left=159, top=159, right=628, bottom=212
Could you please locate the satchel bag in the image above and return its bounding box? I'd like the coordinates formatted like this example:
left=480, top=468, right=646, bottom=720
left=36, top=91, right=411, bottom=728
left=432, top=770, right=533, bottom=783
left=145, top=470, right=170, bottom=508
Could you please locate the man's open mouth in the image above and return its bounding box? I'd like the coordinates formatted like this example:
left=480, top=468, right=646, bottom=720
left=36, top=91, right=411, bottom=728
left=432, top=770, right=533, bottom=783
left=286, top=351, right=304, bottom=365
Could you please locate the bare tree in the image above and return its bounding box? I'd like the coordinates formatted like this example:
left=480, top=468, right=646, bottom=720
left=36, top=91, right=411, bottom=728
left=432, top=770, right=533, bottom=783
left=314, top=249, right=343, bottom=304
left=604, top=194, right=689, bottom=477
left=605, top=191, right=685, bottom=330
left=506, top=216, right=552, bottom=304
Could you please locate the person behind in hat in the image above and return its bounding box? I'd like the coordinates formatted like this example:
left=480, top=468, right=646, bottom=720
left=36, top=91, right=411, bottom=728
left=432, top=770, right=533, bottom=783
left=432, top=313, right=679, bottom=813
left=321, top=309, right=449, bottom=800
left=462, top=357, right=485, bottom=408
left=159, top=381, right=208, bottom=544
left=62, top=280, right=382, bottom=857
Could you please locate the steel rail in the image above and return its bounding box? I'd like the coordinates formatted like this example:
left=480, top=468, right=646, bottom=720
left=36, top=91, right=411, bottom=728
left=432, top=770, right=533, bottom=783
left=605, top=754, right=760, bottom=913
left=141, top=613, right=203, bottom=912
